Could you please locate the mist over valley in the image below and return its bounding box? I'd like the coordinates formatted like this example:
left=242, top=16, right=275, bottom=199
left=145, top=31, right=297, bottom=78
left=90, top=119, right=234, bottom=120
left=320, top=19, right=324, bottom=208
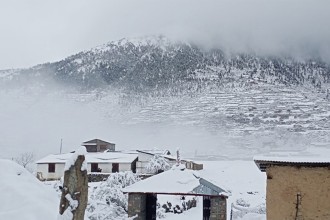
left=1, top=36, right=330, bottom=160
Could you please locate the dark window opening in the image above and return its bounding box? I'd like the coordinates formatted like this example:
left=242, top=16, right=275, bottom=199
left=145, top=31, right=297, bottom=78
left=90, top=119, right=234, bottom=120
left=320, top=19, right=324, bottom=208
left=48, top=163, right=55, bottom=173
left=203, top=196, right=211, bottom=220
left=157, top=169, right=164, bottom=174
left=112, top=163, right=119, bottom=173
left=86, top=145, right=97, bottom=152
left=91, top=163, right=99, bottom=172
left=146, top=194, right=157, bottom=220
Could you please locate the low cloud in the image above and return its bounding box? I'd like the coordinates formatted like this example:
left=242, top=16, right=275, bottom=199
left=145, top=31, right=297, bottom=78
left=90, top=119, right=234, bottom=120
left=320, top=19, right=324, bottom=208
left=1, top=0, right=330, bottom=68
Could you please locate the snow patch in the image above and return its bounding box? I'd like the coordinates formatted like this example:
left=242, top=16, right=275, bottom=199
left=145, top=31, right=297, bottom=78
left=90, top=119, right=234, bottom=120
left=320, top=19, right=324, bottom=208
left=64, top=146, right=87, bottom=171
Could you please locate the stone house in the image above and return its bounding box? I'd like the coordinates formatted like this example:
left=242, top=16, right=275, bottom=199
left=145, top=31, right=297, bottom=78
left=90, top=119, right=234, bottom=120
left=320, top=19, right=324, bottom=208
left=124, top=165, right=227, bottom=220
left=254, top=154, right=330, bottom=220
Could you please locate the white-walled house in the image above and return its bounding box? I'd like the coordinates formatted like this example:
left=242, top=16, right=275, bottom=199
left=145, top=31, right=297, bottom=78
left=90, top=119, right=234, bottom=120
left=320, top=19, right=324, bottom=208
left=36, top=151, right=138, bottom=180
left=136, top=150, right=203, bottom=174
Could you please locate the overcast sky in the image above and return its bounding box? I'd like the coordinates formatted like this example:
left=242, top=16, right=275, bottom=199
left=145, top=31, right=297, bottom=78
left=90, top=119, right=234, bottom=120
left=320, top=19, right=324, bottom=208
left=1, top=0, right=330, bottom=69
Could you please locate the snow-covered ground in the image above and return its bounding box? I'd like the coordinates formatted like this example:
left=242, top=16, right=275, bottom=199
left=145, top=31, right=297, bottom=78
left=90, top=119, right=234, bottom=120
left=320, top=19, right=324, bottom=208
left=0, top=159, right=58, bottom=220
left=159, top=161, right=266, bottom=220
left=0, top=158, right=266, bottom=220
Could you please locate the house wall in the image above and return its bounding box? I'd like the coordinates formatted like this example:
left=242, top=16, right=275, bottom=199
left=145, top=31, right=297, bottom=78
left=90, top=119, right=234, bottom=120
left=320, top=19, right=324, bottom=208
left=119, top=163, right=132, bottom=172
left=138, top=152, right=154, bottom=162
left=37, top=163, right=65, bottom=180
left=88, top=163, right=109, bottom=173
left=266, top=166, right=330, bottom=220
left=185, top=161, right=203, bottom=170
left=136, top=161, right=149, bottom=174
left=137, top=152, right=154, bottom=174
left=88, top=163, right=132, bottom=173
left=38, top=162, right=133, bottom=180
left=96, top=143, right=115, bottom=152
left=83, top=140, right=115, bottom=152
left=128, top=193, right=146, bottom=220
left=107, top=143, right=115, bottom=152
left=210, top=197, right=226, bottom=220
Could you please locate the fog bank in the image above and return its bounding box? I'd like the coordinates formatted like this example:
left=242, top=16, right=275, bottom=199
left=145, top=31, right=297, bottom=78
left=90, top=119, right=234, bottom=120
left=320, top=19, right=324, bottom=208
left=1, top=0, right=330, bottom=69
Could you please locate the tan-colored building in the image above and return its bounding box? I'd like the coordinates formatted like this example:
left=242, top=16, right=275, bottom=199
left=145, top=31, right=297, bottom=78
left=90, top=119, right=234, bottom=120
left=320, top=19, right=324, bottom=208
left=254, top=155, right=330, bottom=220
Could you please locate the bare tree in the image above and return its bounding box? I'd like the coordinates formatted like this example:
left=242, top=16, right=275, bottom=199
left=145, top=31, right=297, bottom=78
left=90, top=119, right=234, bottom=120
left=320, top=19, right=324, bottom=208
left=13, top=152, right=35, bottom=169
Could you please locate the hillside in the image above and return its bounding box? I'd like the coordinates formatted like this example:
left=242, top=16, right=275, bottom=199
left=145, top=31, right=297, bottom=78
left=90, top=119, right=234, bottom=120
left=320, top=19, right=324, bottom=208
left=1, top=36, right=330, bottom=159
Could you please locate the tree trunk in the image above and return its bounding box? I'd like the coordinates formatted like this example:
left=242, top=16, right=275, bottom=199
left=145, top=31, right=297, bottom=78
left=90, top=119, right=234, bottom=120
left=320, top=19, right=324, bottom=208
left=59, top=155, right=88, bottom=220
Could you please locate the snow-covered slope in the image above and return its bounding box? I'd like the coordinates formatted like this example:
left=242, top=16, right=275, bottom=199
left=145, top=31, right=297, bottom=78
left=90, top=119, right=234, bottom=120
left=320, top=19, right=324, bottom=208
left=2, top=35, right=330, bottom=90
left=1, top=36, right=330, bottom=159
left=0, top=159, right=58, bottom=220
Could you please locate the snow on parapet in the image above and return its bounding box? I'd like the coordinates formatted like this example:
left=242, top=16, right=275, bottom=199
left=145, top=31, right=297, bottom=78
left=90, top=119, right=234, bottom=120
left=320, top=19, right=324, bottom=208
left=64, top=146, right=87, bottom=171
left=254, top=150, right=330, bottom=164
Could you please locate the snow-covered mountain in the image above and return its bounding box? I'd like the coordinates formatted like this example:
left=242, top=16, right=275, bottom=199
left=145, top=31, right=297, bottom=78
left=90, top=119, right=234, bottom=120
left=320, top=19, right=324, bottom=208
left=2, top=36, right=330, bottom=90
left=1, top=36, right=330, bottom=158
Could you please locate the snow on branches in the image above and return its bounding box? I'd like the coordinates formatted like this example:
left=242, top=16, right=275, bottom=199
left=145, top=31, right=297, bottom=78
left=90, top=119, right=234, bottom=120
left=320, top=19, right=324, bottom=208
left=86, top=171, right=140, bottom=220
left=146, top=155, right=171, bottom=174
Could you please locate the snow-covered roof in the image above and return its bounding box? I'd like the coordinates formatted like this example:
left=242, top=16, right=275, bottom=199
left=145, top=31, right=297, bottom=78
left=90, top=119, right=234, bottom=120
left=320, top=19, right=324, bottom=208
left=137, top=150, right=194, bottom=162
left=137, top=149, right=170, bottom=156
left=254, top=152, right=330, bottom=172
left=123, top=166, right=227, bottom=196
left=36, top=152, right=137, bottom=164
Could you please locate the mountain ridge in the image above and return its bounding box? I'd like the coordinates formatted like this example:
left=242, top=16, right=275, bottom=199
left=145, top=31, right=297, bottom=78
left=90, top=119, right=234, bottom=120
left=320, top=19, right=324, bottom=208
left=1, top=35, right=330, bottom=94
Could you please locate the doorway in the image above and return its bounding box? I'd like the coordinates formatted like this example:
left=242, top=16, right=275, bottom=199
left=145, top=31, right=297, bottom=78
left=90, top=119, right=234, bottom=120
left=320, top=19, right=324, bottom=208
left=112, top=163, right=119, bottom=173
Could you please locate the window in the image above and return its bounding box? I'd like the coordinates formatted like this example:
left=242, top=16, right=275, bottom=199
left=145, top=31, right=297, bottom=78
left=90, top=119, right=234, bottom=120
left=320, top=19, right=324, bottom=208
left=48, top=163, right=55, bottom=173
left=91, top=163, right=99, bottom=172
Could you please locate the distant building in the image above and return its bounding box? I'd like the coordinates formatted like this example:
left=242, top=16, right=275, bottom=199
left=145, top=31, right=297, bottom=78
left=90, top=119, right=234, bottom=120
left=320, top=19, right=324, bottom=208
left=82, top=139, right=115, bottom=152
left=254, top=154, right=330, bottom=220
left=136, top=150, right=203, bottom=174
left=36, top=139, right=137, bottom=180
left=36, top=152, right=138, bottom=180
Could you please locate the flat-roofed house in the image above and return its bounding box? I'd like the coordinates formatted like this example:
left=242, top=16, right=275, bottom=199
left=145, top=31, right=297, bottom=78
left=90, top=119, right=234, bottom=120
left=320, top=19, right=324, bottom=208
left=36, top=151, right=138, bottom=180
left=254, top=153, right=330, bottom=220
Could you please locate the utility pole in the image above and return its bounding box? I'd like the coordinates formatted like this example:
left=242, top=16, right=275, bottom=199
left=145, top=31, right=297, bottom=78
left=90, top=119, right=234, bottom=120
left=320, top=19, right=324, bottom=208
left=176, top=148, right=181, bottom=166
left=60, top=138, right=63, bottom=154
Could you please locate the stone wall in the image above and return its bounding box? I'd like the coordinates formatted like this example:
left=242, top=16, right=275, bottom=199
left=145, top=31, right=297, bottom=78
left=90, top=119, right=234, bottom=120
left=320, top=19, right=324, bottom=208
left=88, top=173, right=110, bottom=182
left=210, top=197, right=226, bottom=220
left=266, top=166, right=330, bottom=220
left=128, top=193, right=146, bottom=220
